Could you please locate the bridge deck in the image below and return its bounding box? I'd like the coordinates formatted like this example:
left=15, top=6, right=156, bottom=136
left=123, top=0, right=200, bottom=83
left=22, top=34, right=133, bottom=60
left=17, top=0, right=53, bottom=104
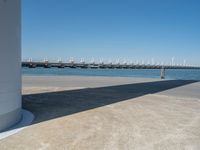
left=22, top=62, right=200, bottom=70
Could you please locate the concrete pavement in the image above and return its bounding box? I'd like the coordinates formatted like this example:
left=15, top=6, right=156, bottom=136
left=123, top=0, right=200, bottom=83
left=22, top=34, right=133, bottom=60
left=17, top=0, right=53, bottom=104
left=0, top=76, right=200, bottom=150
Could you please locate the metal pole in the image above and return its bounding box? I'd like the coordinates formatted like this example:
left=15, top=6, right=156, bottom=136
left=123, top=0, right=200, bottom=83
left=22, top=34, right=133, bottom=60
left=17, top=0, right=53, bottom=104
left=160, top=67, right=165, bottom=79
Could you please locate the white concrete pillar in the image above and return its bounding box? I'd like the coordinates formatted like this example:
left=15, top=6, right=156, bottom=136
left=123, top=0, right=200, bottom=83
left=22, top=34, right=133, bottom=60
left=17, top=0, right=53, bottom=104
left=0, top=0, right=21, bottom=131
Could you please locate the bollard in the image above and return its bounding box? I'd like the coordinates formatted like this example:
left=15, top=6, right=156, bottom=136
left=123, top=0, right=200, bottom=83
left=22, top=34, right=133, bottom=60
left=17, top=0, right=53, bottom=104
left=160, top=67, right=165, bottom=79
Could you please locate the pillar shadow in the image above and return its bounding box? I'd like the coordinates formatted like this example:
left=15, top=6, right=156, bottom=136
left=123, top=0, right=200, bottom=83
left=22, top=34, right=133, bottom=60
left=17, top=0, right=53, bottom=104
left=22, top=80, right=198, bottom=124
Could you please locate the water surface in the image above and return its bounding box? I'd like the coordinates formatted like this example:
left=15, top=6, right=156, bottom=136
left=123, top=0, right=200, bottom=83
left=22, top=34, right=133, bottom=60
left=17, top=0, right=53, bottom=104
left=22, top=68, right=200, bottom=80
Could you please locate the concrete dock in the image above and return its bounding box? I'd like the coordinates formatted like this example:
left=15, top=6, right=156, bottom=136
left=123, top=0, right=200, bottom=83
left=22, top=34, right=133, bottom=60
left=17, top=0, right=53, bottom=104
left=0, top=76, right=200, bottom=150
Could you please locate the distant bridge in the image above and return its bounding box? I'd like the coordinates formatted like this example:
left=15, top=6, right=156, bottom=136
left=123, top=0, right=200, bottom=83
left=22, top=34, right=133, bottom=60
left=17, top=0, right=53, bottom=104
left=22, top=61, right=200, bottom=79
left=22, top=61, right=200, bottom=70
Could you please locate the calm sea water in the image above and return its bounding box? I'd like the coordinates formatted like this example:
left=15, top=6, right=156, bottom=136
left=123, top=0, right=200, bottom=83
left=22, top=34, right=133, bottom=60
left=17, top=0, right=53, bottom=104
left=22, top=68, right=200, bottom=80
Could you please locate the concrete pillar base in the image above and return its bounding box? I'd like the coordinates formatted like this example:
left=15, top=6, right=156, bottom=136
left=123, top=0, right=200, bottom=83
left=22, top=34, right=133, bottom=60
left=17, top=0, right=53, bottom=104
left=0, top=109, right=34, bottom=140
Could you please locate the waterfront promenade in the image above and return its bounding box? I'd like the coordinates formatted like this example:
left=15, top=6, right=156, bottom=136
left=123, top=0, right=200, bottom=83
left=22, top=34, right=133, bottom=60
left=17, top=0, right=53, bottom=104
left=0, top=76, right=200, bottom=150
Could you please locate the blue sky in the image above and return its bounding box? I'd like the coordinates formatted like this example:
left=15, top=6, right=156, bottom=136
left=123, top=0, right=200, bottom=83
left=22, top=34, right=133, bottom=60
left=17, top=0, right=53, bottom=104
left=22, top=0, right=200, bottom=65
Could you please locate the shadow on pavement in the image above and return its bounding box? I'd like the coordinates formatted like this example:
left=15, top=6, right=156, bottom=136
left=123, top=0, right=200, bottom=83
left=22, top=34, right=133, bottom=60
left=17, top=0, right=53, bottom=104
left=22, top=80, right=198, bottom=124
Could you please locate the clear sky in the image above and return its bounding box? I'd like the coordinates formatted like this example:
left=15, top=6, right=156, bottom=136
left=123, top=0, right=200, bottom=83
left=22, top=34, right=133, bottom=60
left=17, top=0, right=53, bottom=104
left=22, top=0, right=200, bottom=65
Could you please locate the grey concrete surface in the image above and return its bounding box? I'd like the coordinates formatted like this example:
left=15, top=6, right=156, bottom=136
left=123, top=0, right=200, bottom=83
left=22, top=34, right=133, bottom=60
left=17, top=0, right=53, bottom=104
left=22, top=75, right=159, bottom=89
left=0, top=109, right=34, bottom=140
left=0, top=0, right=21, bottom=132
left=0, top=76, right=200, bottom=150
left=158, top=81, right=200, bottom=99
